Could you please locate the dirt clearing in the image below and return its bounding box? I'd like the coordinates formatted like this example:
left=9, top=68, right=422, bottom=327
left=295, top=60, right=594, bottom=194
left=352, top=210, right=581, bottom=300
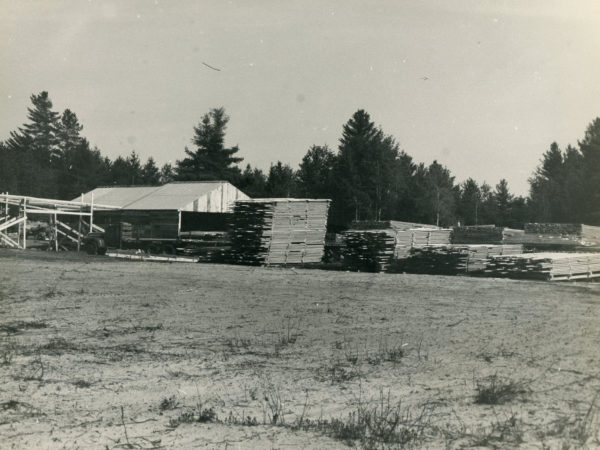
left=1, top=249, right=599, bottom=449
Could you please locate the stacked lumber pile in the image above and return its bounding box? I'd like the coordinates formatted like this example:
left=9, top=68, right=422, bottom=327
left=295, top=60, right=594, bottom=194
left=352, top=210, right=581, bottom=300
left=349, top=220, right=392, bottom=230
left=389, top=244, right=525, bottom=275
left=390, top=245, right=470, bottom=275
left=393, top=228, right=452, bottom=258
left=389, top=220, right=438, bottom=231
left=229, top=199, right=330, bottom=266
left=451, top=225, right=525, bottom=245
left=394, top=231, right=415, bottom=258
left=484, top=252, right=600, bottom=281
left=464, top=244, right=524, bottom=272
left=178, top=232, right=231, bottom=262
left=501, top=228, right=527, bottom=244
left=413, top=229, right=453, bottom=245
left=342, top=230, right=396, bottom=272
left=518, top=223, right=600, bottom=247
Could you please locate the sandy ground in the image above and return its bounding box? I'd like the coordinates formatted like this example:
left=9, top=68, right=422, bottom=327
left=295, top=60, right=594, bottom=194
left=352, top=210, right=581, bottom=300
left=1, top=248, right=599, bottom=449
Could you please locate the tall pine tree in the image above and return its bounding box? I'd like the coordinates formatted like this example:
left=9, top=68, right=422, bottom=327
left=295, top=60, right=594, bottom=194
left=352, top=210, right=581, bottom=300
left=332, top=109, right=401, bottom=224
left=297, top=145, right=335, bottom=198
left=4, top=92, right=61, bottom=197
left=175, top=107, right=243, bottom=181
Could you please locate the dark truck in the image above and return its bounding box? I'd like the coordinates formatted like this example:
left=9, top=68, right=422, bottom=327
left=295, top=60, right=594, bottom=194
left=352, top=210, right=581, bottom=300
left=82, top=232, right=108, bottom=255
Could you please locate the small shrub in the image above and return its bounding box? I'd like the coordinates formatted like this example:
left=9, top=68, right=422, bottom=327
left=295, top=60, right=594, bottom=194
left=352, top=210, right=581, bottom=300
left=366, top=339, right=405, bottom=365
left=43, top=287, right=61, bottom=299
left=168, top=410, right=195, bottom=428
left=1, top=400, right=21, bottom=410
left=249, top=387, right=258, bottom=401
left=168, top=406, right=218, bottom=428
left=159, top=395, right=178, bottom=411
left=275, top=318, right=299, bottom=350
left=40, top=337, right=78, bottom=355
left=226, top=412, right=259, bottom=426
left=225, top=334, right=252, bottom=353
left=22, top=353, right=44, bottom=381
left=0, top=336, right=17, bottom=365
left=264, top=385, right=285, bottom=425
left=319, top=362, right=360, bottom=384
left=73, top=380, right=92, bottom=388
left=475, top=375, right=526, bottom=405
left=197, top=406, right=217, bottom=423
left=136, top=324, right=163, bottom=333
left=345, top=351, right=359, bottom=365
left=0, top=321, right=48, bottom=335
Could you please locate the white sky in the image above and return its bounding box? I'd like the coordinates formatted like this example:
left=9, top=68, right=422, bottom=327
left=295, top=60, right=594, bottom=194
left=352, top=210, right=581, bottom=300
left=2, top=0, right=599, bottom=195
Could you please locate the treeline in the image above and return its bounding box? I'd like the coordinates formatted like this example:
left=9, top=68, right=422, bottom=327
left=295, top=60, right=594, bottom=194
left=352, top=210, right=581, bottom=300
left=1, top=92, right=599, bottom=229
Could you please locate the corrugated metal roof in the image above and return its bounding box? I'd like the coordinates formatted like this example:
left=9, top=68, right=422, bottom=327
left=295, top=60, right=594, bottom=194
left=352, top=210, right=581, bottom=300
left=75, top=182, right=247, bottom=211
left=77, top=186, right=159, bottom=208
left=239, top=198, right=331, bottom=202
left=125, top=182, right=224, bottom=210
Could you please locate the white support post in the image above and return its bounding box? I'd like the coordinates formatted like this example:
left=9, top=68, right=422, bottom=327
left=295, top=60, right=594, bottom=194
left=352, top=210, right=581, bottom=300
left=17, top=200, right=21, bottom=248
left=177, top=210, right=182, bottom=239
left=54, top=213, right=59, bottom=252
left=77, top=208, right=82, bottom=252
left=23, top=199, right=27, bottom=250
left=90, top=192, right=94, bottom=233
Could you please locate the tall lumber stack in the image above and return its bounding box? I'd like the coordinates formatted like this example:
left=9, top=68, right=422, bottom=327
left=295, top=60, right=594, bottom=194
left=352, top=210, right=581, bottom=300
left=229, top=199, right=329, bottom=266
left=341, top=230, right=396, bottom=272
left=484, top=252, right=600, bottom=281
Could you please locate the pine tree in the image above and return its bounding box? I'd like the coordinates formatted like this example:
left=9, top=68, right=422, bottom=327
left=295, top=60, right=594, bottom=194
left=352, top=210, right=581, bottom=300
left=457, top=178, right=482, bottom=226
left=528, top=142, right=567, bottom=222
left=493, top=179, right=513, bottom=226
left=333, top=109, right=401, bottom=224
left=425, top=161, right=456, bottom=227
left=108, top=151, right=143, bottom=185
left=265, top=161, right=297, bottom=197
left=57, top=109, right=84, bottom=152
left=0, top=142, right=19, bottom=194
left=4, top=92, right=61, bottom=197
left=236, top=164, right=267, bottom=198
left=141, top=157, right=161, bottom=185
left=297, top=145, right=335, bottom=198
left=160, top=163, right=175, bottom=184
left=579, top=118, right=600, bottom=224
left=175, top=108, right=243, bottom=181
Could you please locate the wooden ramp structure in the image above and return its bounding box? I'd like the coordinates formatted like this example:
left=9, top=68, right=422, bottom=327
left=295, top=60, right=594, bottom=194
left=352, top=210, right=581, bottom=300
left=0, top=192, right=117, bottom=251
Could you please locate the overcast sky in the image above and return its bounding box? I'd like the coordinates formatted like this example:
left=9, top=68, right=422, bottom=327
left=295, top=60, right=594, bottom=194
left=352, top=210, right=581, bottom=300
left=2, top=0, right=599, bottom=195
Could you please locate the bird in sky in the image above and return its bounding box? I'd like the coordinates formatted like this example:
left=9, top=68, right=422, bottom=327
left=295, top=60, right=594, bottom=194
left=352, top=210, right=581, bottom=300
left=202, top=62, right=221, bottom=71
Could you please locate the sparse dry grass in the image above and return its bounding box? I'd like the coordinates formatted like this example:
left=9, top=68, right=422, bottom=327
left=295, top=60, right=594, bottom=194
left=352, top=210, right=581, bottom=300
left=1, top=249, right=599, bottom=448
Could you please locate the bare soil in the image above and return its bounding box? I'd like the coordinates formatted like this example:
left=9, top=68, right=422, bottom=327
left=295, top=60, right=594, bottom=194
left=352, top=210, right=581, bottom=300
left=1, top=249, right=599, bottom=449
